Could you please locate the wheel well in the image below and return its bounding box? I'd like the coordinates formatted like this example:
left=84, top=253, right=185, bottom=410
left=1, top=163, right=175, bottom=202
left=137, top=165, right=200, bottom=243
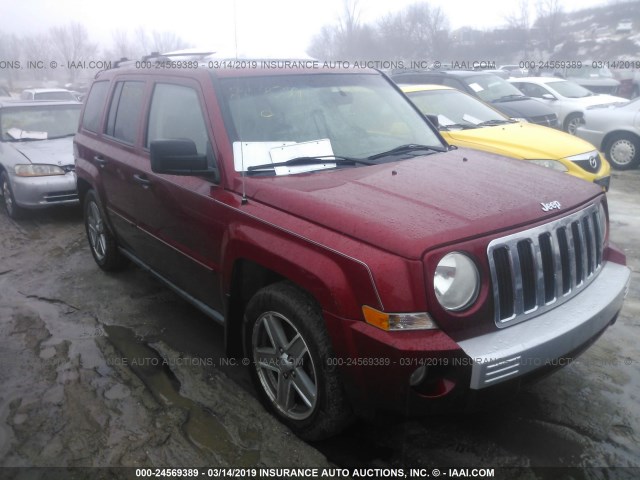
left=602, top=130, right=640, bottom=151
left=225, top=259, right=286, bottom=357
left=76, top=177, right=92, bottom=205
left=563, top=112, right=582, bottom=126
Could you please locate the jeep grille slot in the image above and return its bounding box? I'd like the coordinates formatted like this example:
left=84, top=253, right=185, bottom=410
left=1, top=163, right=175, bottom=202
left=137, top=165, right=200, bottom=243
left=488, top=204, right=605, bottom=327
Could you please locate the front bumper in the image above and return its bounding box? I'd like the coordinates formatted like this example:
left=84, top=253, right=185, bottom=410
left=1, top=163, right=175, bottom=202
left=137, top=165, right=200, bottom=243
left=459, top=261, right=630, bottom=389
left=328, top=261, right=629, bottom=412
left=10, top=171, right=79, bottom=208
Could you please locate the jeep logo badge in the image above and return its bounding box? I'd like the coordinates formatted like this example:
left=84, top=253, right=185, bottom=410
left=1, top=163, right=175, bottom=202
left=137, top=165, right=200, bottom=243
left=541, top=201, right=562, bottom=212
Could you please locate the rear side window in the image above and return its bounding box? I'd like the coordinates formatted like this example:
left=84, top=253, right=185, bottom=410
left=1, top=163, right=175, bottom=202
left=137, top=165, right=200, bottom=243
left=146, top=83, right=209, bottom=155
left=81, top=81, right=109, bottom=133
left=105, top=81, right=145, bottom=144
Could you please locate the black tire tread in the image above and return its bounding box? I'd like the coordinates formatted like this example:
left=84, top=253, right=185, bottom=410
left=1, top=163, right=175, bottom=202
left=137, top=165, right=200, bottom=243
left=244, top=281, right=353, bottom=440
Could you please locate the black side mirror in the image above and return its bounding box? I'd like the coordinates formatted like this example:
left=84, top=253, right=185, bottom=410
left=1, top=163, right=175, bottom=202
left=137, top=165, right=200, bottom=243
left=150, top=139, right=219, bottom=182
left=425, top=114, right=439, bottom=128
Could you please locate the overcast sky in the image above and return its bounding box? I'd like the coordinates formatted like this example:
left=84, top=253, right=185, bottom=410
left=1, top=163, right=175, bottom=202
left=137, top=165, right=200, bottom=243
left=0, top=0, right=618, bottom=58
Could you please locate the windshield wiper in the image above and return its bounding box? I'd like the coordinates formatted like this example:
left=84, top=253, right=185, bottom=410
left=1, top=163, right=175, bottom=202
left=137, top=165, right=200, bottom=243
left=367, top=144, right=445, bottom=160
left=440, top=123, right=479, bottom=130
left=476, top=119, right=515, bottom=127
left=494, top=94, right=526, bottom=102
left=49, top=133, right=76, bottom=139
left=246, top=155, right=375, bottom=174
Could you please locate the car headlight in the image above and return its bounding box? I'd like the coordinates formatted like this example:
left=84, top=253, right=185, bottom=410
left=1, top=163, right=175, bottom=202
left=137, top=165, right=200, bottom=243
left=14, top=164, right=66, bottom=177
left=528, top=159, right=569, bottom=172
left=362, top=306, right=438, bottom=331
left=434, top=252, right=480, bottom=311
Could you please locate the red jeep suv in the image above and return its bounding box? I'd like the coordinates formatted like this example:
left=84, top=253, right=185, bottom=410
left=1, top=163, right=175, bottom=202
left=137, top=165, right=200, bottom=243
left=74, top=55, right=631, bottom=440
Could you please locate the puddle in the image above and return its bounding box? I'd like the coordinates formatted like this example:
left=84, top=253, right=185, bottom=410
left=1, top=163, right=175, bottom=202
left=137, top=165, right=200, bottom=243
left=104, top=325, right=259, bottom=465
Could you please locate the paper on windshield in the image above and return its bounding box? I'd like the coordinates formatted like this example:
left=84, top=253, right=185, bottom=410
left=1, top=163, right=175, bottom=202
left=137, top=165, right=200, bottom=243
left=233, top=141, right=294, bottom=171
left=462, top=113, right=482, bottom=125
left=233, top=139, right=335, bottom=175
left=7, top=128, right=48, bottom=140
left=468, top=83, right=484, bottom=93
left=270, top=139, right=335, bottom=175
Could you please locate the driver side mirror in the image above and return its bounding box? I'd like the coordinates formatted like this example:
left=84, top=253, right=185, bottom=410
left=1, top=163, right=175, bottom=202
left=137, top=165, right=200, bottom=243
left=541, top=93, right=556, bottom=101
left=150, top=139, right=219, bottom=182
left=425, top=114, right=440, bottom=128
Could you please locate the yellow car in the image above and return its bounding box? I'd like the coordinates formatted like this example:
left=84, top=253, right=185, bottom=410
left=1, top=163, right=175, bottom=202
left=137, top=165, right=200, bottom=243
left=401, top=84, right=611, bottom=190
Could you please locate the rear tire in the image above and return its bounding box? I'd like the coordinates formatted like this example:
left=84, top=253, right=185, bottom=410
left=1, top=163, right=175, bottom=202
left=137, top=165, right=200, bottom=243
left=605, top=133, right=640, bottom=170
left=1, top=171, right=26, bottom=219
left=243, top=281, right=353, bottom=440
left=84, top=189, right=128, bottom=271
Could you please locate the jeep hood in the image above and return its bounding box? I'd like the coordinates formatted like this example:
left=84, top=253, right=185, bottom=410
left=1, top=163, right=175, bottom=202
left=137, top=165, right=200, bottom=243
left=10, top=137, right=74, bottom=166
left=445, top=122, right=597, bottom=159
left=245, top=148, right=601, bottom=259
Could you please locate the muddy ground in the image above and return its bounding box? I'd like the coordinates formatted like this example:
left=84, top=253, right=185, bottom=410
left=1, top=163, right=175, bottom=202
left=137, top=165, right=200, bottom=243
left=0, top=170, right=638, bottom=479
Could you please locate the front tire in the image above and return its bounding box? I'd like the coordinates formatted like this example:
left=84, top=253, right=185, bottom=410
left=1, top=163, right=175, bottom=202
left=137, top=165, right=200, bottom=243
left=564, top=113, right=583, bottom=134
left=605, top=133, right=640, bottom=170
left=1, top=171, right=26, bottom=219
left=243, top=281, right=352, bottom=440
left=84, top=189, right=127, bottom=271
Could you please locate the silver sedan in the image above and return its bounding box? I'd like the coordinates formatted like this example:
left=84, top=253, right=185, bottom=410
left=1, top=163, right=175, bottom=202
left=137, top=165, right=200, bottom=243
left=575, top=97, right=640, bottom=170
left=0, top=100, right=81, bottom=218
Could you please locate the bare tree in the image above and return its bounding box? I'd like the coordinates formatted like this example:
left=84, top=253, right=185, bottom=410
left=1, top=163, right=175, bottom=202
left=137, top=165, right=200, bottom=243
left=504, top=0, right=532, bottom=55
left=150, top=31, right=192, bottom=53
left=536, top=0, right=564, bottom=51
left=308, top=0, right=374, bottom=60
left=504, top=0, right=531, bottom=30
left=20, top=33, right=55, bottom=83
left=377, top=3, right=450, bottom=60
left=49, top=22, right=98, bottom=83
left=103, top=29, right=137, bottom=61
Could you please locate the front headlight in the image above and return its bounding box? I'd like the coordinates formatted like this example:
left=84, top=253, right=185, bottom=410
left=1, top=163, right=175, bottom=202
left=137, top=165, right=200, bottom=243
left=434, top=252, right=480, bottom=311
left=529, top=159, right=569, bottom=172
left=14, top=164, right=65, bottom=177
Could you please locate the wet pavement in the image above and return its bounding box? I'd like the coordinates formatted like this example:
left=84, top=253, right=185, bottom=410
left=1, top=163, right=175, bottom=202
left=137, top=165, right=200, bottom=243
left=0, top=170, right=638, bottom=478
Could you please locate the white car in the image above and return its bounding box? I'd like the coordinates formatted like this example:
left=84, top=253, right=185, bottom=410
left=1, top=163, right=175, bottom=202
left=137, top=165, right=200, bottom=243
left=510, top=77, right=628, bottom=134
left=0, top=100, right=81, bottom=218
left=20, top=88, right=80, bottom=102
left=576, top=97, right=640, bottom=170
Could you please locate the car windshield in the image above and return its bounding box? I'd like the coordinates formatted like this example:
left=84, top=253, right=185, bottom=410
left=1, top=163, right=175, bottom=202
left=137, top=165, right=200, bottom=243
left=218, top=73, right=444, bottom=173
left=463, top=74, right=525, bottom=102
left=546, top=80, right=594, bottom=98
left=0, top=104, right=81, bottom=141
left=406, top=89, right=508, bottom=128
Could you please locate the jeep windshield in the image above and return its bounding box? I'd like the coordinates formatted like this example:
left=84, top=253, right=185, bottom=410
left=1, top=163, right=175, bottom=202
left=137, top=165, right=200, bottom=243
left=218, top=73, right=445, bottom=175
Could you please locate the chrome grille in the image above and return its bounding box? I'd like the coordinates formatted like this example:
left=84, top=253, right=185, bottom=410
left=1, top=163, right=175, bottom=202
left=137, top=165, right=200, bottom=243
left=488, top=204, right=605, bottom=327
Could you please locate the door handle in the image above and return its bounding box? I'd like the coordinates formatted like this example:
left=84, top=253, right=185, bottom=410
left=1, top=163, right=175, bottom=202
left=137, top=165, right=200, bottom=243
left=133, top=174, right=152, bottom=188
left=93, top=155, right=107, bottom=168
